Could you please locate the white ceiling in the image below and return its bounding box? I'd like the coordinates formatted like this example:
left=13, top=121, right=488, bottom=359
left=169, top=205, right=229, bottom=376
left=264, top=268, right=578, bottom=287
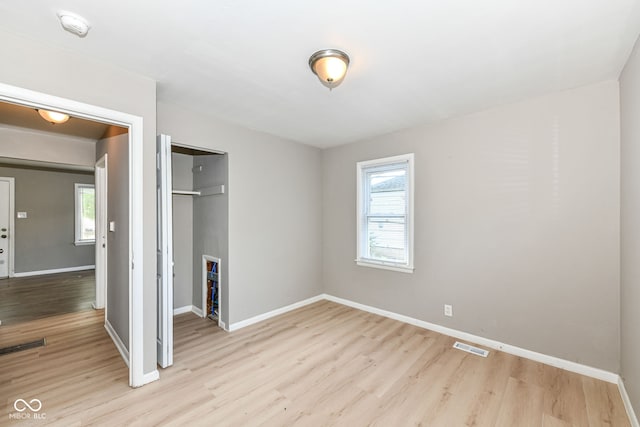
left=1, top=0, right=639, bottom=148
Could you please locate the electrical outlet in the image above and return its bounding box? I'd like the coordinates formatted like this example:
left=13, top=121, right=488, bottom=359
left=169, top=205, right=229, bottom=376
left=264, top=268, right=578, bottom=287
left=444, top=304, right=453, bottom=317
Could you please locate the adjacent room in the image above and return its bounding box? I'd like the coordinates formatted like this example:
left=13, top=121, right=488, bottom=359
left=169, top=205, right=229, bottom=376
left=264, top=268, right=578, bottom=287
left=1, top=1, right=640, bottom=425
left=0, top=101, right=105, bottom=325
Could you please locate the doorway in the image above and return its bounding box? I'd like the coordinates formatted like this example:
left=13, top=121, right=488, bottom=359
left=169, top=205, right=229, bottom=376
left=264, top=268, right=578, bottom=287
left=0, top=82, right=146, bottom=387
left=0, top=177, right=14, bottom=279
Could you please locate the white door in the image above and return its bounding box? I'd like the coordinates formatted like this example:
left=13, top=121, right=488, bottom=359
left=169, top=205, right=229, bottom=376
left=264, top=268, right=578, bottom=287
left=0, top=179, right=10, bottom=278
left=94, top=155, right=108, bottom=309
left=156, top=134, right=174, bottom=368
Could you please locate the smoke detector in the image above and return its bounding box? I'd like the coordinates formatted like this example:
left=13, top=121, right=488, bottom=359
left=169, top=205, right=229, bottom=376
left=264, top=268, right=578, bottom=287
left=57, top=11, right=91, bottom=38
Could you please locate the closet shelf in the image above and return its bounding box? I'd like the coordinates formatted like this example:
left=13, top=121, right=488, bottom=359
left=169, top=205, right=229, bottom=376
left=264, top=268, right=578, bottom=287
left=198, top=184, right=225, bottom=197
left=171, top=184, right=225, bottom=197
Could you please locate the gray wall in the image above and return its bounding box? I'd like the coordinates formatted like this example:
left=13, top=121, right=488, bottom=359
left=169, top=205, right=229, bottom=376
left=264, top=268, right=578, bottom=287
left=171, top=153, right=194, bottom=309
left=193, top=154, right=228, bottom=325
left=620, top=35, right=640, bottom=415
left=96, top=133, right=130, bottom=349
left=158, top=101, right=323, bottom=325
left=322, top=80, right=620, bottom=372
left=0, top=29, right=158, bottom=375
left=0, top=165, right=94, bottom=273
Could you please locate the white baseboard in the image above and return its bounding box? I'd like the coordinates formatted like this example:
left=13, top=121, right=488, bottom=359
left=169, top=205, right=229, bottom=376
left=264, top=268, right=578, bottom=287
left=13, top=265, right=95, bottom=278
left=173, top=305, right=205, bottom=317
left=168, top=292, right=633, bottom=424
left=104, top=320, right=129, bottom=367
left=173, top=305, right=193, bottom=315
left=224, top=293, right=619, bottom=385
left=228, top=294, right=325, bottom=332
left=619, top=377, right=640, bottom=427
left=142, top=370, right=160, bottom=385
left=192, top=306, right=204, bottom=317
left=322, top=294, right=619, bottom=384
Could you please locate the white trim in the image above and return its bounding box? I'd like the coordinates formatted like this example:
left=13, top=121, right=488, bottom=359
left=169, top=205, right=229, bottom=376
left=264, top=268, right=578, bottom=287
left=0, top=82, right=145, bottom=389
left=13, top=265, right=95, bottom=277
left=223, top=293, right=628, bottom=396
left=174, top=305, right=206, bottom=317
left=356, top=260, right=415, bottom=273
left=142, top=370, right=160, bottom=385
left=105, top=320, right=129, bottom=367
left=355, top=153, right=415, bottom=272
left=173, top=305, right=194, bottom=315
left=228, top=295, right=325, bottom=331
left=129, top=111, right=144, bottom=388
left=322, top=294, right=619, bottom=384
left=175, top=291, right=636, bottom=426
left=0, top=177, right=15, bottom=278
left=619, top=377, right=640, bottom=427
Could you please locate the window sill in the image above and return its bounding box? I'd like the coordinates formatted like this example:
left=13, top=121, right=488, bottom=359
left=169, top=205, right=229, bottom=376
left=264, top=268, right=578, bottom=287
left=74, top=241, right=95, bottom=246
left=355, top=259, right=414, bottom=274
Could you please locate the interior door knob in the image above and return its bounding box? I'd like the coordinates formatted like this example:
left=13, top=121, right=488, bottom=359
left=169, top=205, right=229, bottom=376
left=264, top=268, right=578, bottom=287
left=0, top=235, right=6, bottom=239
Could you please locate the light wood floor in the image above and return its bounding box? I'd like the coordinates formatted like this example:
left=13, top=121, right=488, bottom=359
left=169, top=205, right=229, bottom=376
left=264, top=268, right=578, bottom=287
left=0, top=300, right=630, bottom=426
left=0, top=270, right=95, bottom=325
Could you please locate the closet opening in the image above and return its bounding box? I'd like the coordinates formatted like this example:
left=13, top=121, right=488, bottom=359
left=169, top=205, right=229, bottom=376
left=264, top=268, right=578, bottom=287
left=156, top=135, right=229, bottom=369
left=171, top=143, right=228, bottom=326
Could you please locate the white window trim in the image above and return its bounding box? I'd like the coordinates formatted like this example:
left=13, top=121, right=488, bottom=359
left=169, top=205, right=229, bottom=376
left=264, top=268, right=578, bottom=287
left=74, top=183, right=96, bottom=246
left=356, top=153, right=415, bottom=273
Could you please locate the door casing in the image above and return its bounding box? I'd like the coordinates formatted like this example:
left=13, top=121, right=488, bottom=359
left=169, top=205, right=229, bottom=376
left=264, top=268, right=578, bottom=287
left=0, top=82, right=149, bottom=388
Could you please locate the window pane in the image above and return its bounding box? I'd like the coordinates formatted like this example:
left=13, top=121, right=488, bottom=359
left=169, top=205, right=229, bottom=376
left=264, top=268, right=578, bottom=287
left=367, top=217, right=406, bottom=263
left=80, top=187, right=95, bottom=241
left=357, top=154, right=413, bottom=270
left=368, top=168, right=406, bottom=215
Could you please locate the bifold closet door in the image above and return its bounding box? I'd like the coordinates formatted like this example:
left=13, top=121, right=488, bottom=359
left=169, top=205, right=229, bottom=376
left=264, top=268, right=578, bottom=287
left=156, top=134, right=174, bottom=368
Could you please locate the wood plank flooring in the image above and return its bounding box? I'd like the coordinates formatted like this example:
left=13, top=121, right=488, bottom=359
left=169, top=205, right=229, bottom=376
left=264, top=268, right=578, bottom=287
left=0, top=270, right=95, bottom=326
left=0, top=300, right=630, bottom=426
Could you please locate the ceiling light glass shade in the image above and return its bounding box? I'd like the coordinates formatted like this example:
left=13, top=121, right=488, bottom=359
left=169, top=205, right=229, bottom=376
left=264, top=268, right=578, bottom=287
left=309, top=49, right=350, bottom=90
left=38, top=109, right=70, bottom=124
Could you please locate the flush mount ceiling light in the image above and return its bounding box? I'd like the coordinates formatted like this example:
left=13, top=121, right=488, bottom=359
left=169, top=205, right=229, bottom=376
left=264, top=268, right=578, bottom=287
left=38, top=109, right=70, bottom=124
left=309, top=49, right=350, bottom=90
left=57, top=10, right=91, bottom=37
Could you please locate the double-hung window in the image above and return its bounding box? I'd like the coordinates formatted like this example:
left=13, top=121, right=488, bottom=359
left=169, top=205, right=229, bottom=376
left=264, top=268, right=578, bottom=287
left=356, top=153, right=414, bottom=273
left=74, top=183, right=95, bottom=245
